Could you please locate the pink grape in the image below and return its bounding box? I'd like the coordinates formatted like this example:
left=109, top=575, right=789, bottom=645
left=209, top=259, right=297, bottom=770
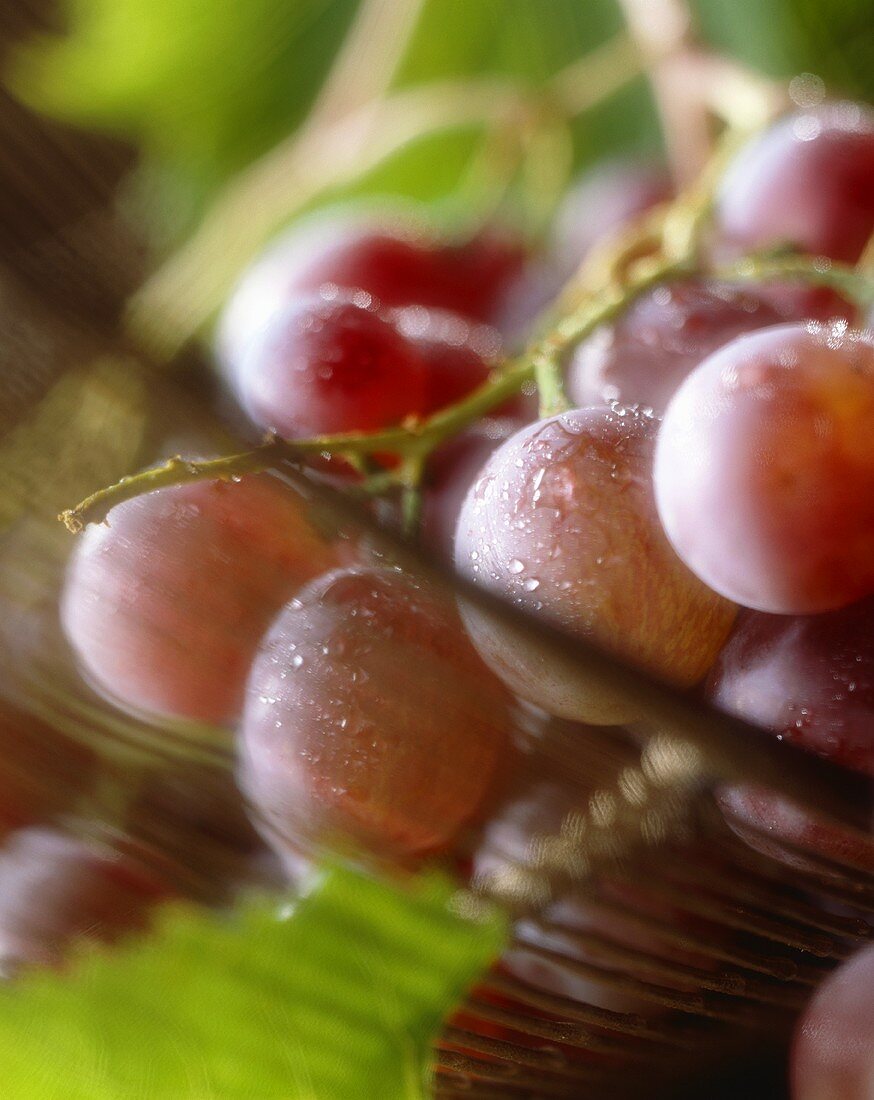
left=239, top=567, right=513, bottom=859
left=231, top=293, right=428, bottom=439
left=791, top=944, right=874, bottom=1099
left=61, top=475, right=338, bottom=725
left=0, top=828, right=169, bottom=971
left=552, top=159, right=671, bottom=275
left=568, top=279, right=785, bottom=414
left=454, top=406, right=736, bottom=723
left=654, top=323, right=874, bottom=614
left=421, top=418, right=526, bottom=562
left=716, top=103, right=874, bottom=264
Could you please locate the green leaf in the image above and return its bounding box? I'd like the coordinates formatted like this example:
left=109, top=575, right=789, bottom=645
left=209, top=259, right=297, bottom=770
left=8, top=0, right=359, bottom=203
left=0, top=866, right=506, bottom=1099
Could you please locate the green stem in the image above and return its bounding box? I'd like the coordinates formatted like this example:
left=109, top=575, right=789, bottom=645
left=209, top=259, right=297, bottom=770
left=63, top=253, right=700, bottom=534
left=534, top=350, right=571, bottom=417
left=714, top=255, right=874, bottom=312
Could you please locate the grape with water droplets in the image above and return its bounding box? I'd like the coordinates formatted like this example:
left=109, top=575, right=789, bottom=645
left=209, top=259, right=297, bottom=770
left=716, top=103, right=874, bottom=264
left=231, top=293, right=429, bottom=439
left=218, top=213, right=527, bottom=371
left=654, top=323, right=874, bottom=614
left=568, top=279, right=785, bottom=414
left=62, top=475, right=337, bottom=725
left=454, top=406, right=736, bottom=723
left=709, top=600, right=874, bottom=777
left=239, top=567, right=513, bottom=860
left=421, top=418, right=527, bottom=562
left=708, top=600, right=874, bottom=870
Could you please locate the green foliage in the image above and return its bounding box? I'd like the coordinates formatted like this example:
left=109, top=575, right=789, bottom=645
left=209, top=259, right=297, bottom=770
left=0, top=867, right=505, bottom=1099
left=7, top=0, right=658, bottom=233
left=9, top=0, right=358, bottom=203
left=7, top=0, right=874, bottom=239
left=695, top=0, right=874, bottom=101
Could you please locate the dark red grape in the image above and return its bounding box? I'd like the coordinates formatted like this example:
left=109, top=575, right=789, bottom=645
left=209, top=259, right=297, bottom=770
left=791, top=944, right=874, bottom=1099
left=454, top=406, right=736, bottom=723
left=552, top=159, right=672, bottom=275
left=232, top=293, right=428, bottom=439
left=61, top=475, right=338, bottom=725
left=218, top=212, right=528, bottom=372
left=239, top=567, right=513, bottom=860
left=716, top=103, right=874, bottom=264
left=388, top=306, right=525, bottom=417
left=654, top=323, right=874, bottom=614
left=568, top=279, right=785, bottom=413
left=709, top=600, right=874, bottom=777
left=708, top=601, right=874, bottom=871
left=717, top=784, right=873, bottom=873
left=0, top=827, right=169, bottom=972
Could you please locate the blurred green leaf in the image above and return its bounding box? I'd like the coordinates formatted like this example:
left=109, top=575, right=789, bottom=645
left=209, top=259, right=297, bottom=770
left=7, top=0, right=659, bottom=232
left=694, top=0, right=874, bottom=100
left=8, top=0, right=358, bottom=204
left=0, top=867, right=505, bottom=1099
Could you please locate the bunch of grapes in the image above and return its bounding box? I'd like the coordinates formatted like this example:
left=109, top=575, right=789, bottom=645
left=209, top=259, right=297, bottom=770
left=7, top=92, right=873, bottom=1095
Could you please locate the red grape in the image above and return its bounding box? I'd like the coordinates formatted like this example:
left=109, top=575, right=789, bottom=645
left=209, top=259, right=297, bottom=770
left=0, top=827, right=169, bottom=971
left=791, top=944, right=874, bottom=1099
left=218, top=212, right=527, bottom=372
left=388, top=306, right=517, bottom=416
left=654, top=323, right=874, bottom=614
left=232, top=292, right=428, bottom=438
left=708, top=600, right=874, bottom=777
left=61, top=475, right=338, bottom=725
left=716, top=103, right=874, bottom=264
left=568, top=279, right=785, bottom=414
left=454, top=406, right=736, bottom=723
left=239, top=567, right=513, bottom=860
left=708, top=601, right=874, bottom=870
left=421, top=418, right=527, bottom=561
left=552, top=159, right=671, bottom=275
left=717, top=784, right=873, bottom=873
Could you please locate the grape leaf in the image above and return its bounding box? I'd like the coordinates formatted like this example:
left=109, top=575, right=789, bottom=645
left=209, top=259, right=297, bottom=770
left=0, top=866, right=506, bottom=1099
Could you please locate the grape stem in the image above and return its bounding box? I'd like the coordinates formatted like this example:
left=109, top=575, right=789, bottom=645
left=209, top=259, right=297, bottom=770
left=126, top=34, right=649, bottom=365
left=714, top=255, right=874, bottom=312
left=61, top=257, right=690, bottom=532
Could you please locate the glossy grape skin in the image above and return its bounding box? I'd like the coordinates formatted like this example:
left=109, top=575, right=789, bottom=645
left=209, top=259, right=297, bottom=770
left=387, top=306, right=521, bottom=417
left=552, top=159, right=671, bottom=276
left=717, top=784, right=873, bottom=873
left=218, top=213, right=527, bottom=372
left=231, top=293, right=428, bottom=439
left=61, top=475, right=337, bottom=725
left=421, top=418, right=526, bottom=562
left=716, top=103, right=874, bottom=264
left=708, top=601, right=874, bottom=871
left=655, top=324, right=874, bottom=615
left=709, top=601, right=874, bottom=777
left=0, top=828, right=169, bottom=971
left=454, top=407, right=736, bottom=723
left=791, top=945, right=874, bottom=1099
left=568, top=280, right=785, bottom=414
left=239, top=567, right=514, bottom=860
